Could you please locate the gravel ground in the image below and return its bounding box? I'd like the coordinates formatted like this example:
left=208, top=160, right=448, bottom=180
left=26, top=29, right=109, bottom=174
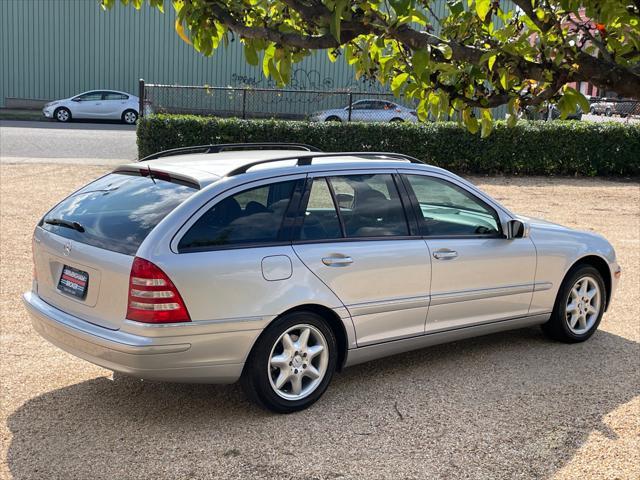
left=1, top=164, right=638, bottom=480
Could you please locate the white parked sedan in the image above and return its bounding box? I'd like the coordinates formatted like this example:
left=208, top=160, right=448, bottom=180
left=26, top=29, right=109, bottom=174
left=310, top=99, right=418, bottom=123
left=42, top=90, right=141, bottom=124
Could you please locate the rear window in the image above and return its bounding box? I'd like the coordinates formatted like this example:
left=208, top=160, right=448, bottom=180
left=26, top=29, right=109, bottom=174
left=40, top=172, right=197, bottom=255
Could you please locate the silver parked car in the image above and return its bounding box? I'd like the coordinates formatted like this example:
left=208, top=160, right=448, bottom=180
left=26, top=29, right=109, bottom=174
left=24, top=144, right=621, bottom=412
left=42, top=89, right=141, bottom=124
left=310, top=99, right=418, bottom=122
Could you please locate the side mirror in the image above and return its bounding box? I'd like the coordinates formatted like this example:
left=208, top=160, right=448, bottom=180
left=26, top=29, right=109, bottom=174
left=71, top=98, right=81, bottom=102
left=506, top=219, right=529, bottom=239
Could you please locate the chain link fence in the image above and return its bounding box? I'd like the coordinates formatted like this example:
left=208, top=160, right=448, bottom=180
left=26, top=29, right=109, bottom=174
left=139, top=81, right=418, bottom=123
left=587, top=97, right=640, bottom=118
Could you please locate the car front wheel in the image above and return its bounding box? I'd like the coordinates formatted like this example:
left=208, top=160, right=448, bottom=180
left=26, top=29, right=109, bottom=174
left=541, top=265, right=606, bottom=343
left=122, top=109, right=138, bottom=125
left=241, top=311, right=337, bottom=413
left=54, top=107, right=71, bottom=123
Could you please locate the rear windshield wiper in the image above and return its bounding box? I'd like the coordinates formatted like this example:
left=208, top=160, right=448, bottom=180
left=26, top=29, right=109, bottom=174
left=44, top=218, right=85, bottom=233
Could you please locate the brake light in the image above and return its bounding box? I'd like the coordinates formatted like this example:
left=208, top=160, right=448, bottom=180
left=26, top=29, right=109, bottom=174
left=126, top=257, right=191, bottom=323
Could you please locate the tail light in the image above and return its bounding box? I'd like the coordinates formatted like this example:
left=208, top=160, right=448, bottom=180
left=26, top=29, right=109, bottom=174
left=126, top=257, right=191, bottom=323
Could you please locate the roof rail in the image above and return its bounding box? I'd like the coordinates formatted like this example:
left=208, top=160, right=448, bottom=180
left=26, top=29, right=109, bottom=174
left=139, top=143, right=321, bottom=161
left=226, top=152, right=424, bottom=177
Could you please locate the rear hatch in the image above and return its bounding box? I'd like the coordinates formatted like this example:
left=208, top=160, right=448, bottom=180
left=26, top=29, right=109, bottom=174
left=33, top=171, right=198, bottom=330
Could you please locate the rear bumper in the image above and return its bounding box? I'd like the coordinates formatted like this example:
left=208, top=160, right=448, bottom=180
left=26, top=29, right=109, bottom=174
left=23, top=291, right=259, bottom=383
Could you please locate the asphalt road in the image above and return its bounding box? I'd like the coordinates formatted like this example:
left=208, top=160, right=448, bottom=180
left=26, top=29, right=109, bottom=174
left=0, top=120, right=137, bottom=165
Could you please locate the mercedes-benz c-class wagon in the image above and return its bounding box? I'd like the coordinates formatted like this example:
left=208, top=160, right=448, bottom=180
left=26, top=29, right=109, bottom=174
left=23, top=143, right=621, bottom=412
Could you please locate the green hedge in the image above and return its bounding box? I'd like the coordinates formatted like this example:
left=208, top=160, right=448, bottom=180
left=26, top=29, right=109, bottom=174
left=137, top=115, right=640, bottom=176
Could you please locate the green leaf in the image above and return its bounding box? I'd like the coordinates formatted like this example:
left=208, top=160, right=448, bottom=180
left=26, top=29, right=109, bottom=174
left=447, top=0, right=464, bottom=16
left=476, top=0, right=491, bottom=21
left=487, top=54, right=496, bottom=71
left=391, top=72, right=409, bottom=95
left=412, top=49, right=430, bottom=76
left=330, top=0, right=348, bottom=43
left=243, top=43, right=259, bottom=66
left=389, top=0, right=412, bottom=16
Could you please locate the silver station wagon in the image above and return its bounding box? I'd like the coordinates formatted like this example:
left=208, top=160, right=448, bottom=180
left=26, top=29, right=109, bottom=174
left=24, top=144, right=621, bottom=412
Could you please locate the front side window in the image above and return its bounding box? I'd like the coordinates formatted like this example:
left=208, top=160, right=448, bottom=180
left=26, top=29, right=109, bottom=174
left=328, top=174, right=409, bottom=238
left=404, top=175, right=501, bottom=236
left=179, top=180, right=297, bottom=251
left=75, top=92, right=102, bottom=101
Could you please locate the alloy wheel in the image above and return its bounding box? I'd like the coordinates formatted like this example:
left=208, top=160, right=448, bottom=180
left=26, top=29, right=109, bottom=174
left=268, top=324, right=329, bottom=400
left=565, top=275, right=601, bottom=335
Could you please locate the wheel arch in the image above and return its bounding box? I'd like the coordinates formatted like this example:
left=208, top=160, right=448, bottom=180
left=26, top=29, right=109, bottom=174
left=249, top=303, right=350, bottom=372
left=567, top=254, right=612, bottom=310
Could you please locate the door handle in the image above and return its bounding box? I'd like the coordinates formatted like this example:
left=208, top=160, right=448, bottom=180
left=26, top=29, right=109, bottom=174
left=322, top=256, right=353, bottom=267
left=433, top=249, right=458, bottom=260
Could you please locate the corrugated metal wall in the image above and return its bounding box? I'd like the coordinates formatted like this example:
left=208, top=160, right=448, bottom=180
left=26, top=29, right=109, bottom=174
left=0, top=0, right=511, bottom=118
left=0, top=0, right=374, bottom=107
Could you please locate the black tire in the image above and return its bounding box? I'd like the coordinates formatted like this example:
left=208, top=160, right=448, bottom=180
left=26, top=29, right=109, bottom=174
left=241, top=311, right=338, bottom=413
left=605, top=107, right=612, bottom=117
left=589, top=106, right=596, bottom=114
left=122, top=109, right=138, bottom=125
left=325, top=116, right=341, bottom=122
left=390, top=117, right=404, bottom=122
left=54, top=107, right=71, bottom=123
left=541, top=265, right=606, bottom=343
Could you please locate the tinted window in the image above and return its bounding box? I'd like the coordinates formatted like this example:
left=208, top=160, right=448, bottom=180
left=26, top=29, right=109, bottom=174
left=300, top=178, right=342, bottom=240
left=179, top=180, right=297, bottom=251
left=41, top=173, right=197, bottom=255
left=352, top=101, right=373, bottom=110
left=104, top=92, right=128, bottom=100
left=328, top=174, right=408, bottom=237
left=404, top=175, right=501, bottom=236
left=75, top=92, right=102, bottom=101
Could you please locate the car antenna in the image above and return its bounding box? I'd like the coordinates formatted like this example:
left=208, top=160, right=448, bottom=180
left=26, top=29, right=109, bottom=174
left=146, top=164, right=156, bottom=184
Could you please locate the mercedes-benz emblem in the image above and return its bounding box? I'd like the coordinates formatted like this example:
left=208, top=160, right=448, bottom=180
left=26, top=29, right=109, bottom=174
left=63, top=241, right=72, bottom=256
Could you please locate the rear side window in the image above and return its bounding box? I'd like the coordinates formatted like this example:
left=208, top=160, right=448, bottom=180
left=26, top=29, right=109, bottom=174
left=328, top=174, right=409, bottom=238
left=104, top=92, right=128, bottom=100
left=178, top=180, right=297, bottom=251
left=40, top=172, right=197, bottom=255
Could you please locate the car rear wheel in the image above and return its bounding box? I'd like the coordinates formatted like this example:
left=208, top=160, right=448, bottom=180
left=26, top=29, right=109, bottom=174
left=390, top=117, right=404, bottom=122
left=541, top=265, right=606, bottom=343
left=122, top=109, right=138, bottom=125
left=325, top=116, right=341, bottom=122
left=605, top=107, right=612, bottom=116
left=241, top=311, right=337, bottom=413
left=54, top=107, right=71, bottom=123
left=589, top=106, right=596, bottom=114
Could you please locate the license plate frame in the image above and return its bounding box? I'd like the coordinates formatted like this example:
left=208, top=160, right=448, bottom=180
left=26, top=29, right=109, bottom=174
left=58, top=265, right=89, bottom=300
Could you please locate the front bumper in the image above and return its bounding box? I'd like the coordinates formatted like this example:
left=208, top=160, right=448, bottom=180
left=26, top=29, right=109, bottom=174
left=42, top=107, right=53, bottom=118
left=23, top=291, right=259, bottom=383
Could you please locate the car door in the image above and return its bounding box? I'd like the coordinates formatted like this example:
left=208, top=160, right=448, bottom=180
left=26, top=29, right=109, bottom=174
left=292, top=171, right=431, bottom=346
left=349, top=100, right=374, bottom=122
left=400, top=172, right=537, bottom=333
left=102, top=91, right=129, bottom=119
left=70, top=91, right=104, bottom=118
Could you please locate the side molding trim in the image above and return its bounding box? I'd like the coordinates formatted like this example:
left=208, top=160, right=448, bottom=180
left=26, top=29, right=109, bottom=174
left=344, top=313, right=551, bottom=367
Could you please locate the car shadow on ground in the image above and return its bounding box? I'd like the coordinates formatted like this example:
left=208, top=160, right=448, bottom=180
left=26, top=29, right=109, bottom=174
left=6, top=327, right=638, bottom=479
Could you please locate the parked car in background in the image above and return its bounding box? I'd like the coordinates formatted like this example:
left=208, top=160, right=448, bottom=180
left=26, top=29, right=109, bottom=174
left=524, top=104, right=582, bottom=121
left=42, top=90, right=141, bottom=124
left=310, top=99, right=418, bottom=123
left=589, top=98, right=616, bottom=116
left=24, top=143, right=620, bottom=413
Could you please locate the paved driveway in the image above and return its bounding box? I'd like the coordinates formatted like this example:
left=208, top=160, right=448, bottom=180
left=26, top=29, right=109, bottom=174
left=0, top=120, right=136, bottom=165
